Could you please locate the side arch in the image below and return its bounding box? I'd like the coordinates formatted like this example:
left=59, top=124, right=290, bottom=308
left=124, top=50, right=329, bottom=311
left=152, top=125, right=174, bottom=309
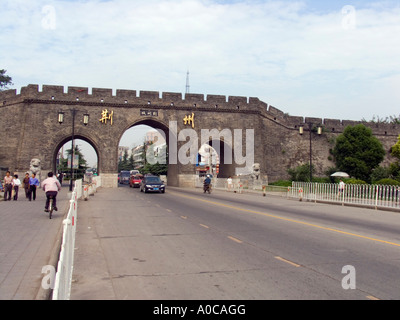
left=52, top=134, right=101, bottom=174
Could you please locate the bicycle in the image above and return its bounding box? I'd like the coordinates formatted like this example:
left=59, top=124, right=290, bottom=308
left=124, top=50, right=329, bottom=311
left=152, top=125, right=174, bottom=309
left=203, top=183, right=212, bottom=194
left=48, top=195, right=54, bottom=219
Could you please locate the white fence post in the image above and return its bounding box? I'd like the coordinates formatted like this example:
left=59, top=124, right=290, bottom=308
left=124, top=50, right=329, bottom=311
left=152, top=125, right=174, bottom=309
left=52, top=180, right=80, bottom=300
left=286, top=181, right=399, bottom=211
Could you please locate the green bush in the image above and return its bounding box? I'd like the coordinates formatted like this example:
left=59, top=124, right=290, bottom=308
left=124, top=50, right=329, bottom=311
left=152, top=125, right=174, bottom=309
left=374, top=178, right=400, bottom=186
left=371, top=166, right=390, bottom=183
left=269, top=180, right=292, bottom=187
left=287, top=164, right=314, bottom=182
left=344, top=178, right=367, bottom=185
left=312, top=177, right=330, bottom=183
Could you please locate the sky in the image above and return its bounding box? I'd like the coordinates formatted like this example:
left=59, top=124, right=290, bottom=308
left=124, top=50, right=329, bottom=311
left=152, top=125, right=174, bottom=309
left=1, top=0, right=400, bottom=166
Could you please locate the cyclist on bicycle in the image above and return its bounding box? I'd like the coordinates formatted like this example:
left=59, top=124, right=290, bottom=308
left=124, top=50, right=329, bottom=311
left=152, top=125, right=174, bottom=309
left=42, top=172, right=61, bottom=213
left=203, top=174, right=212, bottom=193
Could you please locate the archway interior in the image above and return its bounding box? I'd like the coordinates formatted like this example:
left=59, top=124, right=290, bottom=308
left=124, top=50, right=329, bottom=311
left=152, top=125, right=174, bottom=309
left=119, top=122, right=236, bottom=183
left=197, top=144, right=219, bottom=177
left=55, top=137, right=99, bottom=181
left=198, top=140, right=235, bottom=178
left=119, top=120, right=178, bottom=186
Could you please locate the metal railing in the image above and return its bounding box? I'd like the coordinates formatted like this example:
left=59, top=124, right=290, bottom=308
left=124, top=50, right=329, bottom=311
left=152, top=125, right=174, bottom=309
left=52, top=183, right=78, bottom=300
left=289, top=182, right=400, bottom=210
left=52, top=176, right=101, bottom=300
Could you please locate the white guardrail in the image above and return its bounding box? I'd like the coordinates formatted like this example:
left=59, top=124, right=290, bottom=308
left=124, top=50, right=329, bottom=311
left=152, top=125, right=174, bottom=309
left=197, top=177, right=400, bottom=211
left=52, top=176, right=101, bottom=300
left=195, top=177, right=288, bottom=195
left=289, top=182, right=400, bottom=210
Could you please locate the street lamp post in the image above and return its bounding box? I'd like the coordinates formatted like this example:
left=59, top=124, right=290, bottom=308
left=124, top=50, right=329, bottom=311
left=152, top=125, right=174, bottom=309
left=299, top=122, right=322, bottom=182
left=69, top=109, right=76, bottom=191
left=58, top=109, right=89, bottom=191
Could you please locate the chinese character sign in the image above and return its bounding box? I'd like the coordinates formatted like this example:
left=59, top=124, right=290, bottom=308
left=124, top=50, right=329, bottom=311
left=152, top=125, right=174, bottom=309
left=183, top=113, right=195, bottom=128
left=99, top=109, right=113, bottom=125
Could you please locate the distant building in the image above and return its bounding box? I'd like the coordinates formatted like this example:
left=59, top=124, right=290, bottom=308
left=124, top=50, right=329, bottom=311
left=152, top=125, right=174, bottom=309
left=132, top=145, right=145, bottom=168
left=118, top=146, right=130, bottom=161
left=146, top=130, right=166, bottom=145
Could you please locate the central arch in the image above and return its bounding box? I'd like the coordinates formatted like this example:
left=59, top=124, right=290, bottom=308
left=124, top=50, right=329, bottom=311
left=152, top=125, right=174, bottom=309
left=118, top=118, right=179, bottom=186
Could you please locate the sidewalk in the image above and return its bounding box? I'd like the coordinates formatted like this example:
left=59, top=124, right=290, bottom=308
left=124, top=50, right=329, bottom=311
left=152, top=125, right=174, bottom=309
left=0, top=185, right=71, bottom=300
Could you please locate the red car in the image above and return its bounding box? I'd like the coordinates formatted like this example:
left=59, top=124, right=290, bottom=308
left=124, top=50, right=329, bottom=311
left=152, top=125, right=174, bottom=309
left=129, top=174, right=143, bottom=188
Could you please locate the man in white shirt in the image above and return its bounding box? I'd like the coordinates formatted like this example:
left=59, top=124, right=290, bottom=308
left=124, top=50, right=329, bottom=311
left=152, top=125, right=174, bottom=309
left=227, top=176, right=233, bottom=191
left=13, top=174, right=21, bottom=201
left=42, top=172, right=61, bottom=212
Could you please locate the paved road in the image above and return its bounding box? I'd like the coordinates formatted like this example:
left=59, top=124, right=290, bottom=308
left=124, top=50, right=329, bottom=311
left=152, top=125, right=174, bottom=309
left=0, top=185, right=71, bottom=300
left=71, top=185, right=400, bottom=300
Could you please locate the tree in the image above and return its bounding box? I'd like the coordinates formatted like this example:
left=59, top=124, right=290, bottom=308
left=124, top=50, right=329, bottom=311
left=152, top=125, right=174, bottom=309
left=362, top=114, right=400, bottom=125
left=288, top=164, right=315, bottom=182
left=118, top=150, right=137, bottom=172
left=0, top=69, right=13, bottom=90
left=388, top=135, right=400, bottom=181
left=370, top=166, right=391, bottom=183
left=332, top=124, right=385, bottom=182
left=57, top=145, right=88, bottom=179
left=141, top=162, right=168, bottom=176
left=391, top=135, right=400, bottom=160
left=118, top=150, right=129, bottom=171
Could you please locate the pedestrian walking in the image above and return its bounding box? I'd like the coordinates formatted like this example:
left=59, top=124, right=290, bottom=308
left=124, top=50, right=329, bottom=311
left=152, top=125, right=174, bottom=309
left=338, top=179, right=345, bottom=198
left=57, top=171, right=63, bottom=185
left=13, top=174, right=21, bottom=201
left=28, top=173, right=40, bottom=201
left=227, top=176, right=233, bottom=191
left=23, top=172, right=30, bottom=198
left=3, top=171, right=13, bottom=201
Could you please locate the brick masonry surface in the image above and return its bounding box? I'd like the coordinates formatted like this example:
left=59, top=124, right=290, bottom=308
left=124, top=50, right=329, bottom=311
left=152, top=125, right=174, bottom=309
left=1, top=84, right=399, bottom=185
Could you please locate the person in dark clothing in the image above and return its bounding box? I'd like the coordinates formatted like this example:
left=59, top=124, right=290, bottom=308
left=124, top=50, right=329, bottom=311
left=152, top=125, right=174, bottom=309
left=28, top=173, right=40, bottom=201
left=23, top=173, right=30, bottom=198
left=3, top=171, right=13, bottom=201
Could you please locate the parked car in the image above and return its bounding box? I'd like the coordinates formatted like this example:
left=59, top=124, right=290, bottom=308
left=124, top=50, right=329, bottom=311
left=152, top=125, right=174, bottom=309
left=119, top=171, right=130, bottom=184
left=129, top=174, right=143, bottom=188
left=140, top=175, right=165, bottom=193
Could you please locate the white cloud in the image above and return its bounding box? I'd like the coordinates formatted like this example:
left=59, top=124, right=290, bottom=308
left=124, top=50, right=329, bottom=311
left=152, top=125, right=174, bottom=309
left=1, top=0, right=400, bottom=121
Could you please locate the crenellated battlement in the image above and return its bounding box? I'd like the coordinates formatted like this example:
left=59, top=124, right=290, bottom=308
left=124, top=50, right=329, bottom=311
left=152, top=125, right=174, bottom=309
left=260, top=101, right=399, bottom=136
left=0, top=84, right=256, bottom=109
left=1, top=84, right=399, bottom=136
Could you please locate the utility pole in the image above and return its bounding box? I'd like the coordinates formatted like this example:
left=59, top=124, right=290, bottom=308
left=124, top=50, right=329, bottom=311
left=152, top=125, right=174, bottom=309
left=185, top=70, right=190, bottom=94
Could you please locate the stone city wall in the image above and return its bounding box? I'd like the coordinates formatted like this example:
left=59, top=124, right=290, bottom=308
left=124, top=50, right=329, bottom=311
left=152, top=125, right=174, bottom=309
left=1, top=84, right=399, bottom=185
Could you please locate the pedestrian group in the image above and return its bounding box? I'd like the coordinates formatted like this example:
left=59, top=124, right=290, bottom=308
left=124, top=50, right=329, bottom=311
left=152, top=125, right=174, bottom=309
left=2, top=171, right=63, bottom=202
left=2, top=171, right=41, bottom=201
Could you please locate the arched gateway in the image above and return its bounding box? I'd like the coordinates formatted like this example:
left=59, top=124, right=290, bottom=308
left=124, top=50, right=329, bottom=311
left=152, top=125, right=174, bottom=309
left=1, top=84, right=399, bottom=187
